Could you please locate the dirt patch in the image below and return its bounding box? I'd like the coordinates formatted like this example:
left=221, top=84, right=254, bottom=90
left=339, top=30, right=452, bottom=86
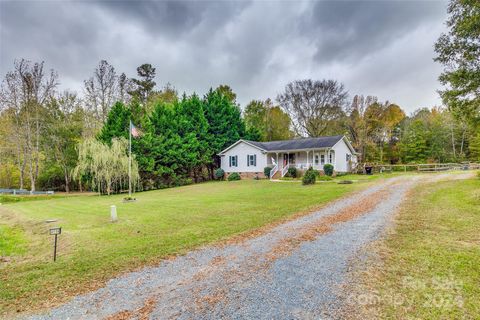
left=136, top=298, right=156, bottom=320
left=104, top=297, right=156, bottom=320
left=195, top=288, right=227, bottom=311
left=104, top=309, right=133, bottom=320
left=192, top=255, right=227, bottom=282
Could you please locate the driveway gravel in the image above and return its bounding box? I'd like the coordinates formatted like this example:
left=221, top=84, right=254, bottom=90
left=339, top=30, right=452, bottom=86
left=27, top=174, right=469, bottom=320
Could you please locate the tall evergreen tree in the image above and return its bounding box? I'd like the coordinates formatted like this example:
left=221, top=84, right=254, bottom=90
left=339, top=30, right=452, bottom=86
left=129, top=63, right=156, bottom=105
left=176, top=94, right=210, bottom=181
left=97, top=101, right=131, bottom=144
left=203, top=88, right=246, bottom=174
left=149, top=101, right=183, bottom=187
left=435, top=0, right=480, bottom=125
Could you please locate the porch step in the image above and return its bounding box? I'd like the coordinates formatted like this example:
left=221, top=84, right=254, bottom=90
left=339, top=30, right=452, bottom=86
left=271, top=170, right=282, bottom=179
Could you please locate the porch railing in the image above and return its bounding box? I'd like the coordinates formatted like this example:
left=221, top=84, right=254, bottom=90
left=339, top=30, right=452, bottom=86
left=281, top=164, right=290, bottom=177
left=291, top=163, right=328, bottom=170
left=269, top=164, right=278, bottom=179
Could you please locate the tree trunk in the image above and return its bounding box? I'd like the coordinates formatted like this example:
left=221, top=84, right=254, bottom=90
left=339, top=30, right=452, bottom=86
left=451, top=126, right=456, bottom=159
left=64, top=167, right=70, bottom=193
left=28, top=155, right=36, bottom=192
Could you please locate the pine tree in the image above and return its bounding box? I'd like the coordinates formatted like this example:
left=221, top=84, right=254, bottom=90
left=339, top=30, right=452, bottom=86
left=97, top=102, right=131, bottom=144
left=176, top=94, right=210, bottom=181
left=203, top=88, right=246, bottom=174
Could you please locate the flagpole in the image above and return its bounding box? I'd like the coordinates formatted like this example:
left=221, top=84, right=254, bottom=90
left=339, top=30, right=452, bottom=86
left=128, top=120, right=132, bottom=198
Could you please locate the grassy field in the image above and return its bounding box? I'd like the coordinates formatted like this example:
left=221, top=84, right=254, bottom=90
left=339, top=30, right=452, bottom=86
left=362, top=176, right=480, bottom=319
left=0, top=175, right=384, bottom=316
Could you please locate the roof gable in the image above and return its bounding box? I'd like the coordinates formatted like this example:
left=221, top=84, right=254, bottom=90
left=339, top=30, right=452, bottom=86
left=218, top=139, right=266, bottom=155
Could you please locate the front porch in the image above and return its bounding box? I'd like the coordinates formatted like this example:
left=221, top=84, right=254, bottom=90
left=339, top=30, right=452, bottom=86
left=267, top=149, right=335, bottom=179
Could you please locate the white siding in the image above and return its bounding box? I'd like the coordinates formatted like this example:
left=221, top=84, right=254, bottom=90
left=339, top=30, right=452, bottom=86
left=220, top=142, right=267, bottom=173
left=332, top=138, right=354, bottom=172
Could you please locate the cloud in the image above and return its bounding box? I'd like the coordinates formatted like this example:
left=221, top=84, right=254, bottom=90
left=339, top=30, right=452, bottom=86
left=0, top=0, right=448, bottom=111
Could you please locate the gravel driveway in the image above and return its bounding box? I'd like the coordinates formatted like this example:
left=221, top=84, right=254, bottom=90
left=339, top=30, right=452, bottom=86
left=27, top=174, right=467, bottom=320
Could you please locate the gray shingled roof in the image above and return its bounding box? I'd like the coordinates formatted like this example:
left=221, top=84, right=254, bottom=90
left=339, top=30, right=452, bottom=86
left=245, top=135, right=344, bottom=151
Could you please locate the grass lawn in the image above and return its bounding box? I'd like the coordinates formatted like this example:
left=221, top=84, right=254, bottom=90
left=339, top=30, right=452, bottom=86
left=0, top=176, right=384, bottom=316
left=363, top=177, right=480, bottom=318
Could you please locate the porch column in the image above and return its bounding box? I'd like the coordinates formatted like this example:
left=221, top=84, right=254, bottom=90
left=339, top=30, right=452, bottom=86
left=306, top=150, right=310, bottom=167
left=276, top=152, right=279, bottom=167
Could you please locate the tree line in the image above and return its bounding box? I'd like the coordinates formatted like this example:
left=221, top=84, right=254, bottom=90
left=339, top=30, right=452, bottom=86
left=0, top=0, right=478, bottom=192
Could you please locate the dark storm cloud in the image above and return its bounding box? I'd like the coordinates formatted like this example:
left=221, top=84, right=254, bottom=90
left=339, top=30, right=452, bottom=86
left=305, top=1, right=446, bottom=63
left=96, top=1, right=248, bottom=39
left=0, top=0, right=448, bottom=111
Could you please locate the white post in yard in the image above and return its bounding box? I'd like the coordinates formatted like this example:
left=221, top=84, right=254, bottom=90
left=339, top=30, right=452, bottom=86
left=110, top=205, right=118, bottom=222
left=306, top=150, right=309, bottom=168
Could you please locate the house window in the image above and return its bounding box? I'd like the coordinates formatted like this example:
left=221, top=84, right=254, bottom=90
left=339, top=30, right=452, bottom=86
left=314, top=154, right=319, bottom=165
left=320, top=154, right=325, bottom=165
left=229, top=155, right=238, bottom=167
left=346, top=154, right=351, bottom=162
left=247, top=154, right=256, bottom=166
left=329, top=152, right=334, bottom=164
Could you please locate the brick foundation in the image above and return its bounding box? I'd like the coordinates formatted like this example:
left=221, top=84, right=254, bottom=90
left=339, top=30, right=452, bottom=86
left=226, top=172, right=266, bottom=179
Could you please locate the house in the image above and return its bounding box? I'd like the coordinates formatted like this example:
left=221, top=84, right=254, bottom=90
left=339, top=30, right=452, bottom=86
left=218, top=135, right=358, bottom=179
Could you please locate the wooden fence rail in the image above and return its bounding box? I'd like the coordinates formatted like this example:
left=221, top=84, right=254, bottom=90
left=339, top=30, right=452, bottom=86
left=355, top=163, right=480, bottom=174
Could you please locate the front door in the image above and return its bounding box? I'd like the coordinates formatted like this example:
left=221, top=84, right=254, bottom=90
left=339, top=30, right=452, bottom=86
left=283, top=153, right=295, bottom=166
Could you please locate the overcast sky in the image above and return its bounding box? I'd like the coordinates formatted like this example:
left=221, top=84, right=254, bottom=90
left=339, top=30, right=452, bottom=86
left=0, top=0, right=448, bottom=112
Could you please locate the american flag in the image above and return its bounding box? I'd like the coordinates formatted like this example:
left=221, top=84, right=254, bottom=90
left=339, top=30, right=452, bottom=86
left=130, top=122, right=141, bottom=138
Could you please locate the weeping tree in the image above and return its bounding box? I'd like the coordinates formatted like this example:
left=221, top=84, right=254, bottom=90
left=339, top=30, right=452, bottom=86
left=74, top=137, right=139, bottom=195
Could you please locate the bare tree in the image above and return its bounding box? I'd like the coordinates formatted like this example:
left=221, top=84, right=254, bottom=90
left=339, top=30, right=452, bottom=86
left=277, top=79, right=348, bottom=137
left=0, top=59, right=58, bottom=191
left=83, top=60, right=118, bottom=127
left=118, top=72, right=134, bottom=105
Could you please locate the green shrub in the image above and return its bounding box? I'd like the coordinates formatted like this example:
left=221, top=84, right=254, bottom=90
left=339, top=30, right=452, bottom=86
left=286, top=167, right=297, bottom=178
left=227, top=172, right=241, bottom=181
left=38, top=165, right=65, bottom=191
left=317, top=175, right=333, bottom=181
left=302, top=167, right=316, bottom=185
left=264, top=167, right=272, bottom=178
left=214, top=168, right=225, bottom=180
left=323, top=164, right=334, bottom=176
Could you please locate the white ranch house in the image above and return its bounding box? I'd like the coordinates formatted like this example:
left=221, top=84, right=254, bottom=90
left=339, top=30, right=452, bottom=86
left=219, top=135, right=358, bottom=179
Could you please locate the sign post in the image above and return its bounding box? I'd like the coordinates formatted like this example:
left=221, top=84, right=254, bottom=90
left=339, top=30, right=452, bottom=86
left=49, top=227, right=62, bottom=262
